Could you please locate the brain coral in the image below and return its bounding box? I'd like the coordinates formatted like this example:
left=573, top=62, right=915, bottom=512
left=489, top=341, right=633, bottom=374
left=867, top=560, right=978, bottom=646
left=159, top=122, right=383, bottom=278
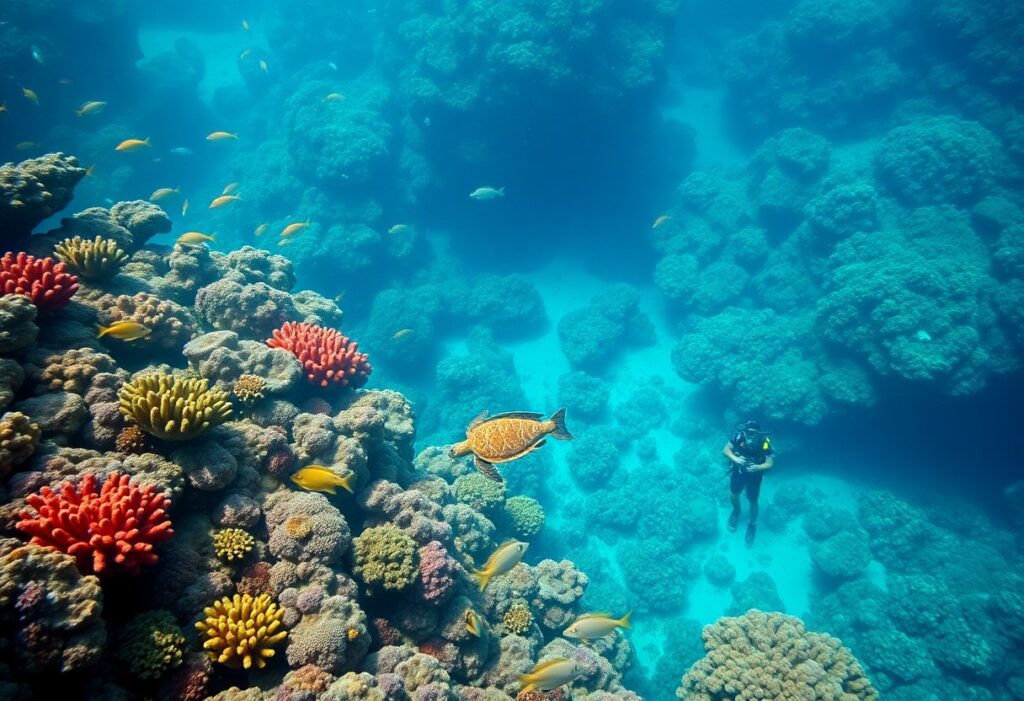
left=352, top=524, right=420, bottom=593
left=676, top=610, right=878, bottom=700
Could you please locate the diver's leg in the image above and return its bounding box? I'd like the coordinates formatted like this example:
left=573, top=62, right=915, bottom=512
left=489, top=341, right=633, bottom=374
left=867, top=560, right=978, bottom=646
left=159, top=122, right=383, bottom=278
left=728, top=471, right=742, bottom=532
left=745, top=476, right=763, bottom=544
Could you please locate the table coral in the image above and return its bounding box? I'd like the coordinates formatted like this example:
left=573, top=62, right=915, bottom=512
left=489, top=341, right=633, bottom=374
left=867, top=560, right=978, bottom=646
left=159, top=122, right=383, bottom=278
left=16, top=471, right=174, bottom=576
left=677, top=610, right=878, bottom=700
left=53, top=235, right=128, bottom=281
left=116, top=609, right=186, bottom=680
left=195, top=593, right=288, bottom=670
left=0, top=252, right=79, bottom=313
left=118, top=373, right=233, bottom=441
left=213, top=528, right=255, bottom=562
left=267, top=321, right=372, bottom=390
left=352, top=524, right=420, bottom=592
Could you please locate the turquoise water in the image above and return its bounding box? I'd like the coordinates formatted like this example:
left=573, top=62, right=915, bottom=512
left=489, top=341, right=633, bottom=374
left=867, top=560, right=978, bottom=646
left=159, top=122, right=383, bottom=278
left=1, top=2, right=1023, bottom=700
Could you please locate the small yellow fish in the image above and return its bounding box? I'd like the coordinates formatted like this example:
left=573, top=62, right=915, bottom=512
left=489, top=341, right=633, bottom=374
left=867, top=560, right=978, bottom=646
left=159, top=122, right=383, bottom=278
left=466, top=609, right=488, bottom=640
left=222, top=182, right=240, bottom=195
left=259, top=59, right=269, bottom=73
left=177, top=232, right=215, bottom=246
left=116, top=137, right=150, bottom=152
left=519, top=659, right=581, bottom=692
left=471, top=540, right=528, bottom=591
left=207, top=131, right=238, bottom=141
left=388, top=224, right=410, bottom=235
left=290, top=465, right=354, bottom=495
left=22, top=88, right=39, bottom=106
left=209, top=194, right=241, bottom=209
left=280, top=219, right=310, bottom=237
left=323, top=92, right=346, bottom=102
left=150, top=187, right=180, bottom=202
left=96, top=320, right=152, bottom=342
left=277, top=239, right=292, bottom=247
left=563, top=612, right=632, bottom=641
left=242, top=19, right=250, bottom=31
left=15, top=141, right=38, bottom=151
left=85, top=164, right=95, bottom=177
left=76, top=100, right=107, bottom=117
left=651, top=214, right=671, bottom=229
left=254, top=222, right=267, bottom=236
left=181, top=199, right=190, bottom=216
left=240, top=48, right=254, bottom=60
left=392, top=328, right=414, bottom=340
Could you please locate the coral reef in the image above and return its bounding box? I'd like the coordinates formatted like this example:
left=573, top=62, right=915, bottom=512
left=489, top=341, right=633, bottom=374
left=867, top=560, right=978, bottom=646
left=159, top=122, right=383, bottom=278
left=116, top=610, right=186, bottom=680
left=213, top=528, right=255, bottom=562
left=352, top=524, right=420, bottom=593
left=0, top=154, right=86, bottom=239
left=118, top=374, right=233, bottom=441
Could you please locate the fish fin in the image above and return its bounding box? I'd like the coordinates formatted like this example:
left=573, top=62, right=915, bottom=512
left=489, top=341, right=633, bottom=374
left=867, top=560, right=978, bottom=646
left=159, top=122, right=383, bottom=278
left=486, top=411, right=544, bottom=421
left=468, top=410, right=488, bottom=429
left=548, top=408, right=573, bottom=440
left=527, top=439, right=547, bottom=453
left=95, top=324, right=110, bottom=338
left=618, top=611, right=632, bottom=630
left=208, top=234, right=216, bottom=242
left=530, top=659, right=566, bottom=673
left=474, top=456, right=503, bottom=483
left=336, top=472, right=355, bottom=494
left=518, top=680, right=535, bottom=692
left=498, top=187, right=505, bottom=195
left=472, top=568, right=491, bottom=592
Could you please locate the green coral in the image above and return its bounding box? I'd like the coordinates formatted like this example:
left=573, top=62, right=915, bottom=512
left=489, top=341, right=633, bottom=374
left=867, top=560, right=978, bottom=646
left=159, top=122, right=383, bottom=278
left=118, top=373, right=233, bottom=441
left=453, top=472, right=506, bottom=514
left=351, top=525, right=419, bottom=592
left=503, top=495, right=546, bottom=539
left=116, top=610, right=186, bottom=680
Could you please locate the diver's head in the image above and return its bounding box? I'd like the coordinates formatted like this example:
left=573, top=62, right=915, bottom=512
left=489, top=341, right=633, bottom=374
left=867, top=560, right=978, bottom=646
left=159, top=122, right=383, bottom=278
left=734, top=420, right=769, bottom=447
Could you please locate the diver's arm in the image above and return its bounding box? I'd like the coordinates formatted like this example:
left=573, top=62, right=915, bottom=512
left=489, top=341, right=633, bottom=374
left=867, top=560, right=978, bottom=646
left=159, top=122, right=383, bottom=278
left=748, top=455, right=774, bottom=473
left=723, top=442, right=746, bottom=465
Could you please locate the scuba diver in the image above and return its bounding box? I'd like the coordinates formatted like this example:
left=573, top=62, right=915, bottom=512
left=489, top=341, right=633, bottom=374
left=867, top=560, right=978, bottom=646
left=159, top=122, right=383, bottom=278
left=723, top=420, right=774, bottom=545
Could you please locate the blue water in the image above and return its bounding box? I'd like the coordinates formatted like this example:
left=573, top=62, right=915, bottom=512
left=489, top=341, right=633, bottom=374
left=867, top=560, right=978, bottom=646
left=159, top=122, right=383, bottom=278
left=2, top=1, right=1023, bottom=700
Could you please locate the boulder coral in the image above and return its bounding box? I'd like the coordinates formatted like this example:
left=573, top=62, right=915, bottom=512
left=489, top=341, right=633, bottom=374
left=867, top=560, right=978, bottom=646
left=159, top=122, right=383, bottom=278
left=0, top=153, right=86, bottom=239
left=115, top=609, right=186, bottom=680
left=352, top=524, right=420, bottom=593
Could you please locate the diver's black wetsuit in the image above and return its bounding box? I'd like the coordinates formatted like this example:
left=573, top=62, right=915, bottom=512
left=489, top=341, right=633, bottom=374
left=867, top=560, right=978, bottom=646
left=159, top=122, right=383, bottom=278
left=729, top=438, right=772, bottom=499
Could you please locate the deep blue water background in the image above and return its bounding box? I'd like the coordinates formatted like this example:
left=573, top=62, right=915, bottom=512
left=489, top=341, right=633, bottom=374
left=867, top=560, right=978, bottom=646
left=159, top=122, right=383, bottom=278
left=3, top=1, right=1024, bottom=699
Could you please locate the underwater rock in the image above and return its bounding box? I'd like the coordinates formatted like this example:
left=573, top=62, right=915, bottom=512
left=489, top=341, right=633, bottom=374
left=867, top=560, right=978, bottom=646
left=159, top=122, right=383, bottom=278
left=196, top=278, right=298, bottom=340
left=184, top=330, right=302, bottom=394
left=0, top=153, right=86, bottom=241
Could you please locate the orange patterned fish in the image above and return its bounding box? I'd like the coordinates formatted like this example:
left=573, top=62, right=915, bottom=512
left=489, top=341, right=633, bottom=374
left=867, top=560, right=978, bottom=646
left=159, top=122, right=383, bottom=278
left=449, top=409, right=572, bottom=483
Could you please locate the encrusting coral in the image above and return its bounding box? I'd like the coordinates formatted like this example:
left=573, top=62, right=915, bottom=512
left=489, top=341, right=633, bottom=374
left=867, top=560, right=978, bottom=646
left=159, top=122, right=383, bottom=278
left=213, top=528, right=255, bottom=562
left=352, top=524, right=420, bottom=593
left=116, top=610, right=186, bottom=680
left=232, top=373, right=267, bottom=404
left=195, top=593, right=288, bottom=670
left=118, top=374, right=233, bottom=441
left=53, top=236, right=129, bottom=281
left=0, top=411, right=41, bottom=477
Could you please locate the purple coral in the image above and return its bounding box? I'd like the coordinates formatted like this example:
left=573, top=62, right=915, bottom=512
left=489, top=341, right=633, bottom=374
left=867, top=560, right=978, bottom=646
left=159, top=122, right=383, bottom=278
left=417, top=541, right=461, bottom=606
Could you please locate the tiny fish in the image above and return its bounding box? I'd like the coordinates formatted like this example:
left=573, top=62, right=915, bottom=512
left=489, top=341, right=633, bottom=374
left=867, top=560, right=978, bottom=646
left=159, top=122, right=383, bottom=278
left=15, top=141, right=38, bottom=151
left=241, top=19, right=250, bottom=31
left=209, top=194, right=241, bottom=208
left=334, top=293, right=345, bottom=304
left=280, top=219, right=310, bottom=237
left=240, top=48, right=254, bottom=60
left=0, top=103, right=6, bottom=113
left=388, top=224, right=409, bottom=234
left=254, top=223, right=267, bottom=236
left=207, top=131, right=238, bottom=141
left=323, top=92, right=346, bottom=102
left=259, top=59, right=269, bottom=73
left=450, top=408, right=572, bottom=483
left=392, top=328, right=414, bottom=340
left=277, top=239, right=292, bottom=247
left=116, top=137, right=150, bottom=152
left=471, top=540, right=528, bottom=591
left=469, top=186, right=504, bottom=200
left=31, top=45, right=44, bottom=64
left=181, top=199, right=190, bottom=216
left=465, top=609, right=488, bottom=642
left=222, top=182, right=240, bottom=195
left=290, top=465, right=354, bottom=495
left=22, top=88, right=39, bottom=106
left=76, top=100, right=107, bottom=117
left=170, top=147, right=193, bottom=156
left=328, top=62, right=338, bottom=71
left=177, top=232, right=215, bottom=245
left=519, top=658, right=581, bottom=692
left=150, top=187, right=180, bottom=202
left=58, top=78, right=73, bottom=86
left=96, top=320, right=151, bottom=342
left=651, top=214, right=671, bottom=229
left=563, top=612, right=632, bottom=641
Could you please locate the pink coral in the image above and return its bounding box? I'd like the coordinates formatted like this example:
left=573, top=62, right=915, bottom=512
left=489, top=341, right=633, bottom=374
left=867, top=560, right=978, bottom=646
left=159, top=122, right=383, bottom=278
left=267, top=321, right=371, bottom=389
left=0, top=252, right=79, bottom=313
left=418, top=541, right=460, bottom=605
left=16, top=472, right=173, bottom=576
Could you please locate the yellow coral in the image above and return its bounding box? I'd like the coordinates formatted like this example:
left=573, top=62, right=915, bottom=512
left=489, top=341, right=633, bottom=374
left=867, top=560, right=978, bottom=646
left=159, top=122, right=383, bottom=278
left=118, top=373, right=233, bottom=441
left=54, top=235, right=128, bottom=281
left=195, top=593, right=287, bottom=670
left=232, top=374, right=266, bottom=404
left=346, top=627, right=360, bottom=641
left=285, top=514, right=312, bottom=539
left=0, top=411, right=41, bottom=476
left=503, top=601, right=533, bottom=635
left=212, top=528, right=255, bottom=562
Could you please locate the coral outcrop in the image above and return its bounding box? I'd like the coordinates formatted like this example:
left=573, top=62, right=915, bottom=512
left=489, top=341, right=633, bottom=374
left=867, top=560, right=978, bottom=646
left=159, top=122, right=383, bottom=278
left=267, top=321, right=372, bottom=390
left=118, top=374, right=233, bottom=441
left=0, top=252, right=79, bottom=313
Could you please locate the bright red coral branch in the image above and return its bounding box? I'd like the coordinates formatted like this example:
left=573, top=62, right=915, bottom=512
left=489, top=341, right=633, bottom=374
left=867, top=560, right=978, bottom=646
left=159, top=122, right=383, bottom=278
left=16, top=472, right=173, bottom=576
left=0, top=251, right=79, bottom=313
left=267, top=321, right=372, bottom=389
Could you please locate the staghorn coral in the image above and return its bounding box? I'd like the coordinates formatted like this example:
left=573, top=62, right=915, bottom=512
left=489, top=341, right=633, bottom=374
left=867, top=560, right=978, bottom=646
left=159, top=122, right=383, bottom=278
left=213, top=528, right=255, bottom=562
left=116, top=610, right=186, bottom=680
left=267, top=321, right=372, bottom=390
left=16, top=472, right=173, bottom=576
left=0, top=252, right=79, bottom=313
left=195, top=593, right=288, bottom=670
left=94, top=291, right=197, bottom=351
left=352, top=524, right=420, bottom=593
left=53, top=236, right=128, bottom=281
left=118, top=373, right=233, bottom=441
left=0, top=411, right=40, bottom=478
left=676, top=610, right=878, bottom=700
left=0, top=153, right=86, bottom=240
left=233, top=374, right=267, bottom=404
left=0, top=545, right=105, bottom=673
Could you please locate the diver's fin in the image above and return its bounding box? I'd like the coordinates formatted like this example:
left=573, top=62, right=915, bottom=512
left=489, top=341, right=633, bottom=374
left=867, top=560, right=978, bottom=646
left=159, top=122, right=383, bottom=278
left=548, top=408, right=573, bottom=440
left=475, top=456, right=503, bottom=483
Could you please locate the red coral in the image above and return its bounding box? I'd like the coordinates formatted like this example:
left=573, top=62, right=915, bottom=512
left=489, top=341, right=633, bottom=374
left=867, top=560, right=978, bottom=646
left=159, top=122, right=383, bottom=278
left=16, top=472, right=173, bottom=576
left=0, top=251, right=79, bottom=313
left=267, top=321, right=371, bottom=389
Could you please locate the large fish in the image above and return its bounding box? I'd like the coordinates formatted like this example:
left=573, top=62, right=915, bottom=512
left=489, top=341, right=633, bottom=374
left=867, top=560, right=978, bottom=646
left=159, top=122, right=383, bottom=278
left=449, top=409, right=572, bottom=483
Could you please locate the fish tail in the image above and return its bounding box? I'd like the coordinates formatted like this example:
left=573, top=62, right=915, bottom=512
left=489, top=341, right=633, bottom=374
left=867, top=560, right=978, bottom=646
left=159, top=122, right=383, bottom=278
left=618, top=611, right=632, bottom=630
left=337, top=472, right=355, bottom=494
left=498, top=186, right=505, bottom=195
left=95, top=324, right=110, bottom=338
left=472, top=568, right=491, bottom=592
left=208, top=234, right=216, bottom=242
left=517, top=678, right=535, bottom=691
left=548, top=408, right=573, bottom=440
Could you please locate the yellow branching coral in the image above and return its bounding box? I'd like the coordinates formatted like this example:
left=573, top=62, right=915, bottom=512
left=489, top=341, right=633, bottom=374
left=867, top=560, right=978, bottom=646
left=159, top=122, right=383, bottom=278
left=195, top=593, right=287, bottom=670
left=54, top=235, right=128, bottom=281
left=213, top=528, right=255, bottom=562
left=503, top=601, right=533, bottom=635
left=232, top=374, right=266, bottom=404
left=118, top=374, right=233, bottom=441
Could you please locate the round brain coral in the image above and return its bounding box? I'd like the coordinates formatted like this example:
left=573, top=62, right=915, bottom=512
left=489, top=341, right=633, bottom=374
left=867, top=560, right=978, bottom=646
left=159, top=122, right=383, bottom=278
left=16, top=472, right=174, bottom=576
left=116, top=610, right=186, bottom=680
left=677, top=609, right=878, bottom=700
left=352, top=524, right=420, bottom=593
left=453, top=472, right=507, bottom=514
left=195, top=593, right=287, bottom=670
left=267, top=321, right=371, bottom=389
left=0, top=251, right=79, bottom=313
left=118, top=374, right=233, bottom=441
